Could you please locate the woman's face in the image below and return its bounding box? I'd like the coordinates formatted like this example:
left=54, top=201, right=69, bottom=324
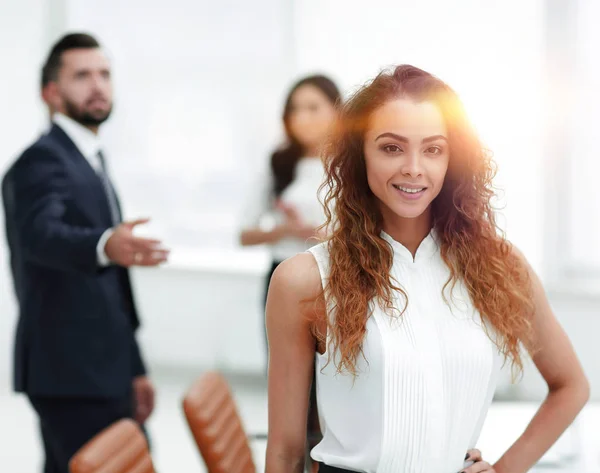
left=287, top=84, right=337, bottom=152
left=363, top=98, right=450, bottom=223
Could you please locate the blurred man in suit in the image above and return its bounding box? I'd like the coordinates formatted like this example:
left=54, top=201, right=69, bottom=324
left=2, top=33, right=169, bottom=473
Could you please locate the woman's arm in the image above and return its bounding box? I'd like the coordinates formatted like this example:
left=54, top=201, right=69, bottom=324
left=240, top=225, right=290, bottom=246
left=239, top=165, right=283, bottom=246
left=265, top=253, right=324, bottom=473
left=240, top=201, right=321, bottom=246
left=491, top=249, right=590, bottom=473
left=238, top=165, right=323, bottom=246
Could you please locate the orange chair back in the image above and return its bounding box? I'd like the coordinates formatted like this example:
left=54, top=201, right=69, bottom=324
left=69, top=418, right=154, bottom=473
left=182, top=371, right=256, bottom=473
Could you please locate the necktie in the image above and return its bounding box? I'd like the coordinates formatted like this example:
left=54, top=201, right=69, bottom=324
left=96, top=150, right=122, bottom=226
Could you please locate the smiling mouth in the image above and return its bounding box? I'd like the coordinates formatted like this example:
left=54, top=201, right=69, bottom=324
left=392, top=184, right=427, bottom=194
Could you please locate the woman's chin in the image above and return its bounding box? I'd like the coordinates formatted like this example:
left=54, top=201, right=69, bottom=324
left=388, top=203, right=429, bottom=221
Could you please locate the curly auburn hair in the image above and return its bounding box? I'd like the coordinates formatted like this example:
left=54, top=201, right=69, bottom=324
left=317, top=64, right=535, bottom=378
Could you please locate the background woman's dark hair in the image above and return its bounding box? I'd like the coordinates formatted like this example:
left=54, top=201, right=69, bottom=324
left=271, top=75, right=341, bottom=196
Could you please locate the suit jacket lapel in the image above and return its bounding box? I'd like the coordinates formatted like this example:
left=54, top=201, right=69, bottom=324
left=48, top=125, right=115, bottom=227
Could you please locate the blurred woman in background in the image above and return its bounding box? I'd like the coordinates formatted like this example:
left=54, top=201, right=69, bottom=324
left=240, top=75, right=341, bottom=310
left=240, top=74, right=341, bottom=470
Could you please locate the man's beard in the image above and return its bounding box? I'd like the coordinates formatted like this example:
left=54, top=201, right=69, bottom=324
left=64, top=97, right=112, bottom=127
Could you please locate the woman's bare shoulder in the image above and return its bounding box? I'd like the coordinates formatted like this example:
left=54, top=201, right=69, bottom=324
left=268, top=252, right=323, bottom=303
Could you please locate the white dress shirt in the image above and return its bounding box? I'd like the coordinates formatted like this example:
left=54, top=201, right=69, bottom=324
left=52, top=113, right=114, bottom=266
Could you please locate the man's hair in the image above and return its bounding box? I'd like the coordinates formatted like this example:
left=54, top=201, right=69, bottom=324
left=41, top=33, right=100, bottom=88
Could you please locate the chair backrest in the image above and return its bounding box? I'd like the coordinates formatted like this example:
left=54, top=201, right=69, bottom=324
left=182, top=371, right=256, bottom=473
left=69, top=418, right=155, bottom=473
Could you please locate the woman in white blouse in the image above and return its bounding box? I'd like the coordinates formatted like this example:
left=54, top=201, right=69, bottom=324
left=240, top=75, right=340, bottom=303
left=240, top=74, right=341, bottom=348
left=240, top=75, right=341, bottom=468
left=265, top=65, right=590, bottom=473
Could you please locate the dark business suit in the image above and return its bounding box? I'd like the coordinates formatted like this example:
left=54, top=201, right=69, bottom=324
left=2, top=124, right=147, bottom=472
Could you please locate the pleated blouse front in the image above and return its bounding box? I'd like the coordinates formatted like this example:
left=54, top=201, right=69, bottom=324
left=308, top=231, right=502, bottom=473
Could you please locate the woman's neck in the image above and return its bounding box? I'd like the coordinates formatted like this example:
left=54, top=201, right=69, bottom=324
left=302, top=144, right=321, bottom=158
left=381, top=208, right=433, bottom=257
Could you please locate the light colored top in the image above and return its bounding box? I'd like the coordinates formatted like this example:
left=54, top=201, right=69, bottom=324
left=240, top=157, right=326, bottom=262
left=307, top=231, right=502, bottom=473
left=52, top=112, right=113, bottom=266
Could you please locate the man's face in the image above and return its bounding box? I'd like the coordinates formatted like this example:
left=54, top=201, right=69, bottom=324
left=49, top=48, right=113, bottom=127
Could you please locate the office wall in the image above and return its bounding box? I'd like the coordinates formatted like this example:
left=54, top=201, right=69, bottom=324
left=1, top=0, right=598, bottom=402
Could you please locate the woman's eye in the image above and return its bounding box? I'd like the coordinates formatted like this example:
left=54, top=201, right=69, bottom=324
left=426, top=146, right=443, bottom=155
left=383, top=144, right=403, bottom=153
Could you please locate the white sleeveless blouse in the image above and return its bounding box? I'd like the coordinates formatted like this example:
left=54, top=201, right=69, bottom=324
left=307, top=231, right=502, bottom=473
